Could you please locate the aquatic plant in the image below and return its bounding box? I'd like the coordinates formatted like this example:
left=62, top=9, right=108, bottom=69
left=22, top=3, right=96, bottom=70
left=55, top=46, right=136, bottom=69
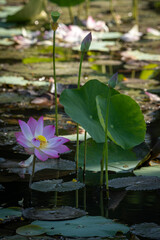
left=15, top=116, right=70, bottom=184
left=76, top=32, right=92, bottom=178
left=51, top=11, right=60, bottom=136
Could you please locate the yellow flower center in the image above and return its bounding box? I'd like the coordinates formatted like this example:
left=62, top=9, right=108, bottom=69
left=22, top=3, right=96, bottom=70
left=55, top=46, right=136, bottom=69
left=36, top=135, right=47, bottom=149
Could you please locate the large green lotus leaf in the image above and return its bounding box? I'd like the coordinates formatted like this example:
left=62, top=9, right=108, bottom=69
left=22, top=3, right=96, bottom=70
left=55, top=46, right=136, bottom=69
left=16, top=224, right=45, bottom=237
left=0, top=207, right=22, bottom=222
left=7, top=0, right=46, bottom=22
left=0, top=6, right=22, bottom=18
left=73, top=41, right=111, bottom=52
left=32, top=216, right=129, bottom=237
left=121, top=50, right=160, bottom=61
left=134, top=165, right=160, bottom=177
left=31, top=180, right=84, bottom=192
left=60, top=79, right=119, bottom=143
left=131, top=223, right=160, bottom=239
left=96, top=94, right=146, bottom=149
left=49, top=0, right=85, bottom=7
left=93, top=31, right=122, bottom=40
left=22, top=206, right=86, bottom=220
left=78, top=138, right=149, bottom=172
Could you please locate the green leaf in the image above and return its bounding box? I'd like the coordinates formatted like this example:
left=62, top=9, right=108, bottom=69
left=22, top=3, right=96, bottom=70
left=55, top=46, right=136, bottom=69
left=32, top=216, right=129, bottom=237
left=16, top=224, right=45, bottom=237
left=131, top=223, right=160, bottom=239
left=60, top=79, right=119, bottom=143
left=78, top=138, right=149, bottom=172
left=7, top=0, right=46, bottom=22
left=140, top=63, right=160, bottom=80
left=96, top=94, right=146, bottom=149
left=49, top=0, right=85, bottom=7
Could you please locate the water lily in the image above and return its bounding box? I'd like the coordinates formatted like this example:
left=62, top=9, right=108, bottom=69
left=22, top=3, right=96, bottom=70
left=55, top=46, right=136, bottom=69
left=15, top=116, right=70, bottom=161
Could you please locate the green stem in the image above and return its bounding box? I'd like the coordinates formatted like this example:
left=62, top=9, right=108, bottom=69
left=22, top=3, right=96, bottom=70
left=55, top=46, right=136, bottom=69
left=29, top=155, right=36, bottom=187
left=109, top=0, right=113, bottom=14
left=53, top=30, right=58, bottom=136
left=76, top=189, right=78, bottom=208
left=104, top=88, right=111, bottom=199
left=68, top=6, right=74, bottom=23
left=85, top=0, right=90, bottom=19
left=83, top=187, right=86, bottom=211
left=76, top=53, right=84, bottom=179
left=132, top=0, right=138, bottom=25
left=100, top=148, right=105, bottom=187
left=83, top=131, right=87, bottom=183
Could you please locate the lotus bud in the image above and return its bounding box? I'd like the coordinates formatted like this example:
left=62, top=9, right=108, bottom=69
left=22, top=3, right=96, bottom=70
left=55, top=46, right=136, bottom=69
left=108, top=72, right=118, bottom=88
left=81, top=32, right=92, bottom=53
left=51, top=11, right=60, bottom=31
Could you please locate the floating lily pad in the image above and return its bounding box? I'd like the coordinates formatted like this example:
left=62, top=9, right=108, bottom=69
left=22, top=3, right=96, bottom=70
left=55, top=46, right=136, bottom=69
left=16, top=224, right=45, bottom=237
left=78, top=138, right=149, bottom=172
left=0, top=38, right=14, bottom=45
left=0, top=207, right=22, bottom=223
left=0, top=6, right=22, bottom=19
left=31, top=180, right=84, bottom=192
left=73, top=41, right=110, bottom=52
left=109, top=176, right=160, bottom=190
left=134, top=165, right=160, bottom=177
left=93, top=32, right=122, bottom=40
left=140, top=63, right=160, bottom=80
left=32, top=215, right=129, bottom=237
left=0, top=236, right=27, bottom=240
left=121, top=50, right=160, bottom=61
left=22, top=206, right=86, bottom=220
left=131, top=222, right=160, bottom=239
left=0, top=27, right=26, bottom=37
left=60, top=79, right=119, bottom=143
left=0, top=76, right=49, bottom=87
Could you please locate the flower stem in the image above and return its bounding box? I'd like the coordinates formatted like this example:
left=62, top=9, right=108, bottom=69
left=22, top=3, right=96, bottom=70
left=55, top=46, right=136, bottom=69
left=76, top=52, right=84, bottom=179
left=53, top=30, right=58, bottom=136
left=104, top=88, right=111, bottom=199
left=68, top=6, right=73, bottom=23
left=100, top=148, right=105, bottom=187
left=132, top=0, right=138, bottom=25
left=29, top=155, right=36, bottom=187
left=83, top=130, right=87, bottom=183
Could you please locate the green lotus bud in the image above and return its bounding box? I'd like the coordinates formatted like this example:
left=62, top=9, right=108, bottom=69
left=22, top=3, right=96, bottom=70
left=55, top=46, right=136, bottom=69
left=81, top=32, right=92, bottom=53
left=51, top=11, right=60, bottom=23
left=108, top=72, right=118, bottom=88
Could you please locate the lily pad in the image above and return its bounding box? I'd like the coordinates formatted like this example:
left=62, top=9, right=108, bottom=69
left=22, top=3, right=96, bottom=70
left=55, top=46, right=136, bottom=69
left=131, top=222, right=160, bottom=239
left=93, top=32, right=122, bottom=40
left=60, top=79, right=119, bottom=143
left=16, top=224, right=45, bottom=237
left=73, top=41, right=111, bottom=52
left=0, top=38, right=14, bottom=45
left=0, top=207, right=22, bottom=223
left=121, top=50, right=160, bottom=61
left=31, top=180, right=84, bottom=192
left=79, top=139, right=149, bottom=172
left=140, top=63, right=160, bottom=80
left=0, top=76, right=49, bottom=87
left=22, top=206, right=86, bottom=220
left=134, top=165, right=160, bottom=177
left=96, top=94, right=146, bottom=149
left=109, top=176, right=160, bottom=191
left=7, top=0, right=46, bottom=22
left=32, top=215, right=129, bottom=237
left=0, top=27, right=27, bottom=37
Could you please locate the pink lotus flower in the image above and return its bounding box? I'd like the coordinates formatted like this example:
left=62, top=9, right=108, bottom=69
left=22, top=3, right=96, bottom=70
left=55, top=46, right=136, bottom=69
left=15, top=116, right=70, bottom=161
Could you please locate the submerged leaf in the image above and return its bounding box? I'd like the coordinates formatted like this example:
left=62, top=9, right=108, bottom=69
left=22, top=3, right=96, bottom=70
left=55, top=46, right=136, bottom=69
left=22, top=206, right=86, bottom=220
left=109, top=176, right=160, bottom=191
left=16, top=224, right=45, bottom=237
left=32, top=216, right=129, bottom=237
left=31, top=179, right=84, bottom=192
left=131, top=222, right=160, bottom=239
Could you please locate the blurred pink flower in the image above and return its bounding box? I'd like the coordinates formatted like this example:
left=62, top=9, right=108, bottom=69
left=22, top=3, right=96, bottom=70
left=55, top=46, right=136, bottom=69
left=15, top=116, right=70, bottom=161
